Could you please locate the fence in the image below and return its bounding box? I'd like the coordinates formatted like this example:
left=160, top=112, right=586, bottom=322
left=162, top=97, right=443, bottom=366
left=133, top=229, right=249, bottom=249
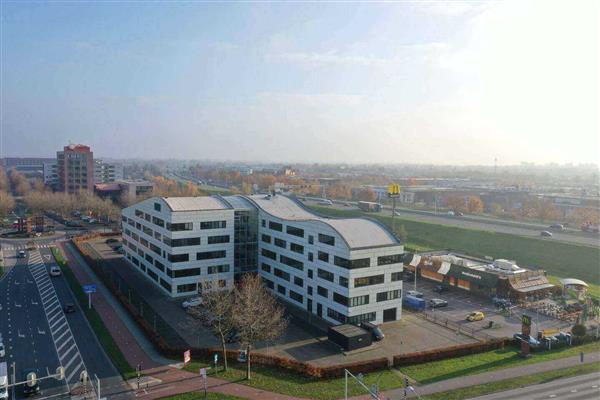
left=421, top=310, right=497, bottom=341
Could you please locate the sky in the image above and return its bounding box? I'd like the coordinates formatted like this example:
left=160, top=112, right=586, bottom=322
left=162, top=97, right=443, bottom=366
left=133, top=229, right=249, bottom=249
left=1, top=0, right=598, bottom=165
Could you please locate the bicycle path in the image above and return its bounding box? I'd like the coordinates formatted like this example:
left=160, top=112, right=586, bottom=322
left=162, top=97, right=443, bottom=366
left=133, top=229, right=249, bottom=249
left=350, top=351, right=600, bottom=399
left=60, top=241, right=307, bottom=400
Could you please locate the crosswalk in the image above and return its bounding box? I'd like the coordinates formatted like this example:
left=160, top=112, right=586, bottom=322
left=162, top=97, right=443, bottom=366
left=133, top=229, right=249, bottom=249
left=27, top=250, right=89, bottom=389
left=1, top=243, right=56, bottom=251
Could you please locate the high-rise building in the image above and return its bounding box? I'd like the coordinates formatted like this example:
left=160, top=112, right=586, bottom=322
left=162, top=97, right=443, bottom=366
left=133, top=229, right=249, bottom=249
left=57, top=144, right=94, bottom=193
left=94, top=160, right=123, bottom=183
left=122, top=194, right=404, bottom=325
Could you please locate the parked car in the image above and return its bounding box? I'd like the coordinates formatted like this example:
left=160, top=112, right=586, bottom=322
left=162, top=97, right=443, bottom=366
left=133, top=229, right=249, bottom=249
left=21, top=369, right=40, bottom=396
left=63, top=303, right=76, bottom=314
left=225, top=330, right=241, bottom=343
left=360, top=321, right=385, bottom=341
left=455, top=211, right=464, bottom=216
left=49, top=266, right=61, bottom=277
left=540, top=230, right=553, bottom=237
left=407, top=290, right=424, bottom=298
left=466, top=311, right=485, bottom=322
left=429, top=298, right=448, bottom=308
left=0, top=341, right=5, bottom=357
left=318, top=199, right=333, bottom=206
left=88, top=218, right=97, bottom=224
left=549, top=224, right=566, bottom=231
left=18, top=250, right=26, bottom=258
left=343, top=202, right=351, bottom=207
left=181, top=297, right=203, bottom=309
left=492, top=297, right=512, bottom=308
left=105, top=238, right=119, bottom=244
left=433, top=285, right=448, bottom=293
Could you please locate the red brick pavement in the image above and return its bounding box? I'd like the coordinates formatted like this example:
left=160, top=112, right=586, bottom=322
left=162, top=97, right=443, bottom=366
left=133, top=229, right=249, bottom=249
left=60, top=242, right=307, bottom=400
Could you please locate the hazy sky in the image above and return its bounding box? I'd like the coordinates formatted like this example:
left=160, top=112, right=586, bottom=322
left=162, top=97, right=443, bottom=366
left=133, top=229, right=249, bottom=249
left=1, top=0, right=598, bottom=165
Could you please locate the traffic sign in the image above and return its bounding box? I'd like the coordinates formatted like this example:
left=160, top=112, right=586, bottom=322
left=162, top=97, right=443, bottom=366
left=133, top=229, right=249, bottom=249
left=83, top=284, right=97, bottom=294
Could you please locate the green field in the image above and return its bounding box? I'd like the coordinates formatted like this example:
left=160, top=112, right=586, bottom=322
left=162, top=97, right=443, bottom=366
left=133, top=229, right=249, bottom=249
left=308, top=206, right=600, bottom=285
left=401, top=341, right=600, bottom=384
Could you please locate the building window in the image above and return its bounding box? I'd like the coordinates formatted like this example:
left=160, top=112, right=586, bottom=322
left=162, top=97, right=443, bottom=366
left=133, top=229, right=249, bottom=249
left=200, top=220, right=226, bottom=230
left=154, top=260, right=165, bottom=272
left=308, top=235, right=314, bottom=244
left=317, top=268, right=334, bottom=282
left=333, top=292, right=348, bottom=306
left=166, top=222, right=193, bottom=232
left=289, top=290, right=303, bottom=304
left=207, top=264, right=230, bottom=274
left=168, top=237, right=201, bottom=247
left=160, top=278, right=171, bottom=292
left=218, top=279, right=227, bottom=288
left=376, top=290, right=401, bottom=302
left=308, top=286, right=313, bottom=296
left=350, top=295, right=370, bottom=307
left=391, top=272, right=403, bottom=282
left=274, top=238, right=286, bottom=248
left=269, top=221, right=283, bottom=232
left=318, top=233, right=335, bottom=246
left=334, top=256, right=370, bottom=269
left=277, top=285, right=286, bottom=295
left=261, top=234, right=271, bottom=243
left=318, top=251, right=329, bottom=263
left=261, top=263, right=271, bottom=273
left=286, top=226, right=304, bottom=238
left=145, top=253, right=153, bottom=264
left=197, top=250, right=226, bottom=260
left=280, top=255, right=303, bottom=271
left=347, top=312, right=376, bottom=325
left=294, top=276, right=304, bottom=287
left=261, top=219, right=266, bottom=227
left=167, top=253, right=189, bottom=263
left=144, top=213, right=151, bottom=222
left=208, top=235, right=230, bottom=244
left=177, top=283, right=197, bottom=293
left=354, top=274, right=385, bottom=288
left=135, top=209, right=144, bottom=218
left=173, top=268, right=201, bottom=278
left=154, top=202, right=161, bottom=212
left=154, top=231, right=162, bottom=241
left=308, top=252, right=314, bottom=262
left=147, top=268, right=159, bottom=281
left=290, top=243, right=304, bottom=254
left=377, top=254, right=403, bottom=266
left=327, top=308, right=346, bottom=323
left=274, top=268, right=290, bottom=281
left=308, top=269, right=313, bottom=279
left=317, top=286, right=328, bottom=298
left=261, top=248, right=277, bottom=260
left=152, top=217, right=165, bottom=228
left=339, top=276, right=349, bottom=288
left=262, top=277, right=274, bottom=289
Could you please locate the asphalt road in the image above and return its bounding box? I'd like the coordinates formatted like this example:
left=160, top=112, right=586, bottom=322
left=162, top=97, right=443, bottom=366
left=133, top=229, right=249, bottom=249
left=0, top=243, right=126, bottom=400
left=467, top=371, right=600, bottom=399
left=303, top=199, right=600, bottom=247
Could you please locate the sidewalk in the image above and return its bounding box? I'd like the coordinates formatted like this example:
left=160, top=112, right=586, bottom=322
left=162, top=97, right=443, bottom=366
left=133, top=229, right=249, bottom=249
left=60, top=242, right=308, bottom=400
left=351, top=351, right=600, bottom=399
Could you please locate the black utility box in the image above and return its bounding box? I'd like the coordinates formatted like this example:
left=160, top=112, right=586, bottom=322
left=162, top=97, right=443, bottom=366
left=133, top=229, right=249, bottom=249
left=328, top=324, right=372, bottom=351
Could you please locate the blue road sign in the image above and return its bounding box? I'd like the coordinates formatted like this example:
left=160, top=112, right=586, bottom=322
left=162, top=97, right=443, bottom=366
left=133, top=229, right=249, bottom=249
left=83, top=284, right=97, bottom=294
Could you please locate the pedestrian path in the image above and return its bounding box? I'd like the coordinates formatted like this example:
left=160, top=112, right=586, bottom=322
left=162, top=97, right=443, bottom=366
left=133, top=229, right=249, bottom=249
left=2, top=243, right=57, bottom=250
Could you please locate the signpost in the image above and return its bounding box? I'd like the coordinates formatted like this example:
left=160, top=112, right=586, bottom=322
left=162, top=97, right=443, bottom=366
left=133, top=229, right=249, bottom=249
left=83, top=284, right=97, bottom=310
left=200, top=368, right=207, bottom=398
left=520, top=314, right=532, bottom=357
left=388, top=183, right=401, bottom=235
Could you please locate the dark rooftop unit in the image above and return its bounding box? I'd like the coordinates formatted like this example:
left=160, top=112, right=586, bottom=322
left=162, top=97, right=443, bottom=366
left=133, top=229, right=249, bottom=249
left=328, top=324, right=372, bottom=351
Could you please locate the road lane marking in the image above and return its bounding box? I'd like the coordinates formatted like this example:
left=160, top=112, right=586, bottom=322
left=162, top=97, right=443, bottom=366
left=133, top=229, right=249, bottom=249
left=54, top=328, right=69, bottom=344
left=64, top=355, right=80, bottom=372
left=57, top=337, right=72, bottom=352
left=60, top=344, right=77, bottom=361
left=66, top=361, right=84, bottom=382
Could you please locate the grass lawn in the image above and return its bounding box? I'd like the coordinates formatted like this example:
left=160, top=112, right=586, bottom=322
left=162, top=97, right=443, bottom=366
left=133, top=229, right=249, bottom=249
left=183, top=361, right=403, bottom=400
left=308, top=205, right=600, bottom=285
left=422, top=362, right=600, bottom=400
left=159, top=392, right=246, bottom=400
left=401, top=341, right=600, bottom=384
left=51, top=247, right=137, bottom=380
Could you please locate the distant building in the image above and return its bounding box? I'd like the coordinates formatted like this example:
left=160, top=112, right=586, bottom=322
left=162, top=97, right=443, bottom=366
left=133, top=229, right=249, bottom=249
left=1, top=157, right=55, bottom=179
left=94, top=160, right=123, bottom=183
left=57, top=144, right=94, bottom=193
left=94, top=179, right=154, bottom=203
left=43, top=161, right=58, bottom=188
left=277, top=166, right=297, bottom=177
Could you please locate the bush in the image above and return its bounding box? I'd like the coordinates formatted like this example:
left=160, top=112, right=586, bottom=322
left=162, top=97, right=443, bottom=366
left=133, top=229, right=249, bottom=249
left=572, top=324, right=587, bottom=337
left=393, top=339, right=508, bottom=367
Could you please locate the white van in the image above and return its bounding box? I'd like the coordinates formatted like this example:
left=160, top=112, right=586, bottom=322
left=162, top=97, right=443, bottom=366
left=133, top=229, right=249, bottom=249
left=0, top=361, right=8, bottom=400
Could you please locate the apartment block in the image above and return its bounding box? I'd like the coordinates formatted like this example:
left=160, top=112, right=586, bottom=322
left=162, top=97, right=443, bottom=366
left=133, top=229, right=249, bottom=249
left=94, top=160, right=124, bottom=183
left=57, top=144, right=94, bottom=193
left=122, top=194, right=404, bottom=325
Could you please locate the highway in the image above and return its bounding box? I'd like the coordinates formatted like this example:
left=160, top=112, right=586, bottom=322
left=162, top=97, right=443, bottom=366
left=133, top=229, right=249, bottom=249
left=0, top=243, right=127, bottom=399
left=468, top=371, right=600, bottom=399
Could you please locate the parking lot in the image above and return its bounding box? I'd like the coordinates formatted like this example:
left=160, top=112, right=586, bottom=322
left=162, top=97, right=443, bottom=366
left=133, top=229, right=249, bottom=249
left=85, top=237, right=479, bottom=366
left=407, top=276, right=571, bottom=339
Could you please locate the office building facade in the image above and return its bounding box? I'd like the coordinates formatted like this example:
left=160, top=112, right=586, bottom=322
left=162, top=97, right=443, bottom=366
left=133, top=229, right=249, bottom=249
left=57, top=144, right=94, bottom=193
left=122, top=194, right=403, bottom=325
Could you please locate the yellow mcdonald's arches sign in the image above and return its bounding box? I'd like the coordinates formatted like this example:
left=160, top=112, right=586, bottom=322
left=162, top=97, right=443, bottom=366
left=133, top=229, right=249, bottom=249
left=388, top=183, right=401, bottom=196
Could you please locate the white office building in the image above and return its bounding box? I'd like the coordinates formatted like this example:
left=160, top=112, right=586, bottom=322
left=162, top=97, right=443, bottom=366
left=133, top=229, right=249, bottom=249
left=122, top=194, right=403, bottom=325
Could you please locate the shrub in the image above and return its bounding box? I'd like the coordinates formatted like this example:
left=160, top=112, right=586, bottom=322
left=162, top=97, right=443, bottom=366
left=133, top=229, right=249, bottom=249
left=572, top=324, right=587, bottom=337
left=393, top=339, right=508, bottom=367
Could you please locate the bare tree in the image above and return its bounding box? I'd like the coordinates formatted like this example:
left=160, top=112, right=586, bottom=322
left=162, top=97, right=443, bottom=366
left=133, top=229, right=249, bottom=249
left=0, top=191, right=15, bottom=219
left=188, top=282, right=235, bottom=371
left=231, top=274, right=287, bottom=380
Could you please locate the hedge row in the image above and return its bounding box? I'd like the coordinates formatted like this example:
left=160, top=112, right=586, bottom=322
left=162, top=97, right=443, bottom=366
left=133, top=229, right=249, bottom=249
left=393, top=338, right=508, bottom=367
